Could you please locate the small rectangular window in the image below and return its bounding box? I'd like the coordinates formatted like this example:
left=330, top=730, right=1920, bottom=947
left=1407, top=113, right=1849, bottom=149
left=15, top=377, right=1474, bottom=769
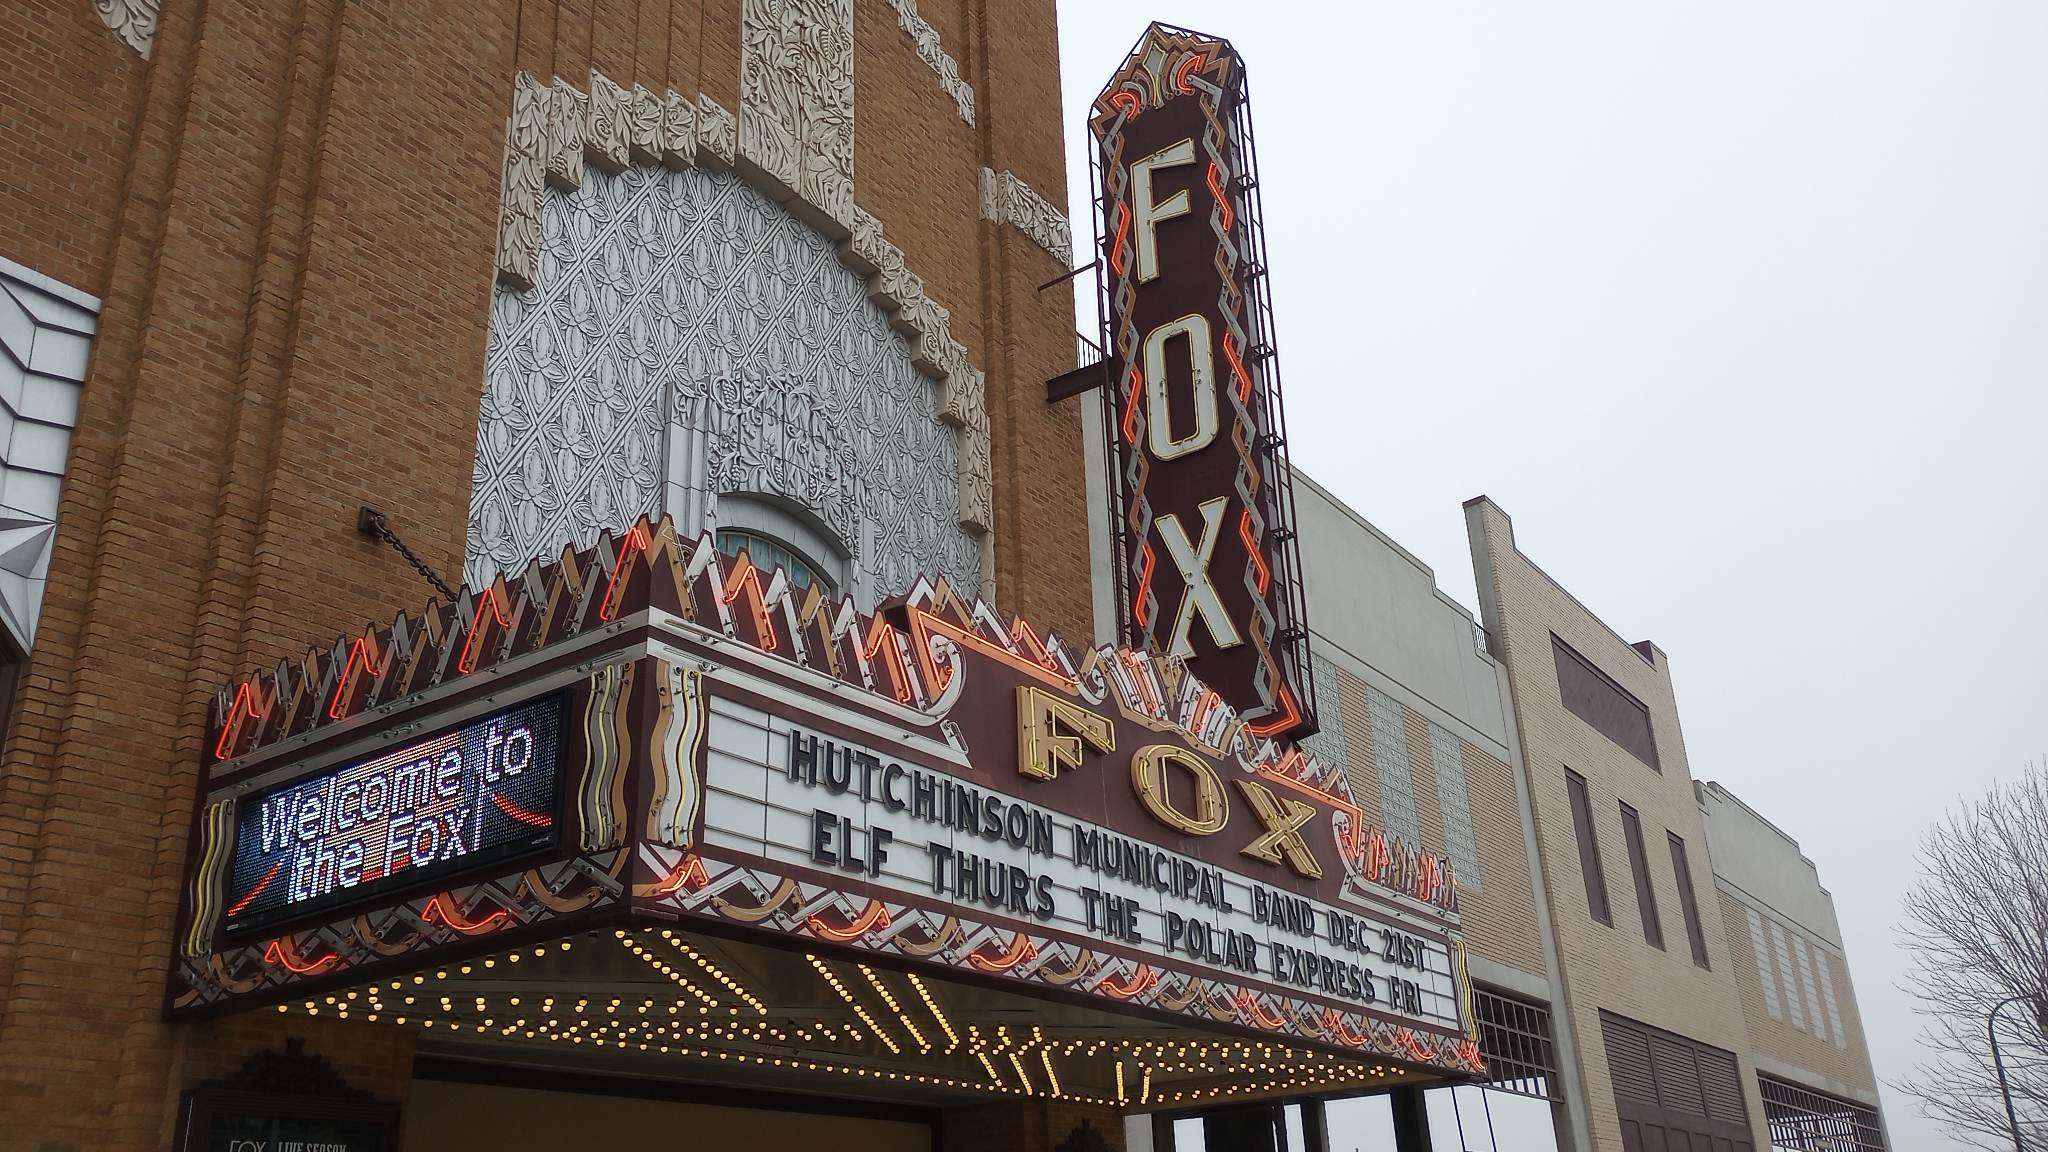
left=1566, top=769, right=1611, bottom=925
left=1619, top=802, right=1663, bottom=949
left=1773, top=922, right=1806, bottom=1031
left=1818, top=951, right=1848, bottom=1048
left=1747, top=907, right=1782, bottom=1018
left=1668, top=832, right=1710, bottom=968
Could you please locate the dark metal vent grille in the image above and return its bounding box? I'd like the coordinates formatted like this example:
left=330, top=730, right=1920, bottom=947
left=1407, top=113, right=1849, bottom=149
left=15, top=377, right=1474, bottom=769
left=1473, top=987, right=1560, bottom=1100
left=1759, top=1076, right=1887, bottom=1151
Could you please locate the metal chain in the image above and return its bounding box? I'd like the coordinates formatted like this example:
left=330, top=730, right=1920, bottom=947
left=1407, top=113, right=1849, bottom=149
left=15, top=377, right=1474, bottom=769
left=358, top=506, right=460, bottom=603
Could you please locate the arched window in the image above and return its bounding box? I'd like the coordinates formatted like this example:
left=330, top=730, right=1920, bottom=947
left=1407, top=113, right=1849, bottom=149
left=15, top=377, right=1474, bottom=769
left=715, top=529, right=839, bottom=601
left=712, top=492, right=851, bottom=603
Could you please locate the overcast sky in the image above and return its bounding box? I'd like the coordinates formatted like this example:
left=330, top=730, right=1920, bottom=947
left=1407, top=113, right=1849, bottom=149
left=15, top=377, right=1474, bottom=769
left=1056, top=4, right=2048, bottom=1148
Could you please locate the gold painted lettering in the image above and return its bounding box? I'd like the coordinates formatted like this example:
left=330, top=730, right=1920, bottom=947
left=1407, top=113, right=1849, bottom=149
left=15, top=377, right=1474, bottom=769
left=1017, top=686, right=1115, bottom=781
left=1236, top=778, right=1323, bottom=879
left=1131, top=744, right=1229, bottom=836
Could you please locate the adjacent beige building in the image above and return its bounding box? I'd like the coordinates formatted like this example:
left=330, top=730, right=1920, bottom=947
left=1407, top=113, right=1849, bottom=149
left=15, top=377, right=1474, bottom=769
left=1233, top=482, right=1893, bottom=1152
left=1701, top=780, right=1890, bottom=1150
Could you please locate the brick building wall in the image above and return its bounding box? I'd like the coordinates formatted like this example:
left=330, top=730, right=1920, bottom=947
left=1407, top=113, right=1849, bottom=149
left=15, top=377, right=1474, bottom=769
left=1316, top=658, right=1548, bottom=980
left=1465, top=496, right=1769, bottom=1152
left=1293, top=475, right=1549, bottom=986
left=0, top=2, right=1087, bottom=1149
left=1714, top=887, right=1880, bottom=1101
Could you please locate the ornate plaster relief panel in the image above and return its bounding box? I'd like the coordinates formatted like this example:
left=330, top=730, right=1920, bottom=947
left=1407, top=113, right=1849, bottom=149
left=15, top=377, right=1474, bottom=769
left=739, top=0, right=855, bottom=222
left=468, top=163, right=982, bottom=604
left=979, top=168, right=1072, bottom=266
left=484, top=64, right=990, bottom=602
left=95, top=0, right=159, bottom=57
left=885, top=0, right=975, bottom=124
left=0, top=256, right=98, bottom=654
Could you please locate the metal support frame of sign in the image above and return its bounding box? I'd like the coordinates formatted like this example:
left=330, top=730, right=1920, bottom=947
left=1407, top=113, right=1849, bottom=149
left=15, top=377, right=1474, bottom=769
left=1070, top=21, right=1317, bottom=744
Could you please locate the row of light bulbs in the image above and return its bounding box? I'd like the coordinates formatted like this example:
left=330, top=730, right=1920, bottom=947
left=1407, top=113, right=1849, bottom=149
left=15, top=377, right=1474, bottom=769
left=275, top=929, right=1402, bottom=1108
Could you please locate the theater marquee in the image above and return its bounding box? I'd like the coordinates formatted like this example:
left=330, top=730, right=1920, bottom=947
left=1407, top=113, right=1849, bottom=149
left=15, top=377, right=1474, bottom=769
left=173, top=517, right=1477, bottom=1076
left=1092, top=23, right=1317, bottom=741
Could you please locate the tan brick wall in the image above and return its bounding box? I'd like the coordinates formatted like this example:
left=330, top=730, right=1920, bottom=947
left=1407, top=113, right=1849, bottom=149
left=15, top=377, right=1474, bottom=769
left=1318, top=660, right=1547, bottom=979
left=1458, top=740, right=1547, bottom=978
left=1466, top=497, right=1769, bottom=1152
left=0, top=3, right=1086, bottom=1149
left=1713, top=887, right=1879, bottom=1097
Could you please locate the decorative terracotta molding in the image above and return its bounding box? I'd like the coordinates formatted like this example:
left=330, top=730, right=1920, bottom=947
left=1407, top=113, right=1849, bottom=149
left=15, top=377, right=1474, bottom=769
left=491, top=69, right=992, bottom=567
left=739, top=0, right=855, bottom=234
left=585, top=70, right=630, bottom=175
left=696, top=93, right=736, bottom=168
left=95, top=0, right=158, bottom=57
left=979, top=167, right=1073, bottom=266
left=884, top=0, right=975, bottom=125
left=493, top=74, right=550, bottom=290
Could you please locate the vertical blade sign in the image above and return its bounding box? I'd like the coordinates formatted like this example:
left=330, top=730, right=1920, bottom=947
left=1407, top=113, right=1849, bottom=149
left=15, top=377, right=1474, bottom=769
left=1092, top=23, right=1316, bottom=740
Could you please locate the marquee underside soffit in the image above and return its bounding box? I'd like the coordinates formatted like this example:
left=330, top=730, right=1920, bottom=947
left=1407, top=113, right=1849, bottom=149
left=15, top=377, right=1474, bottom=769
left=274, top=923, right=1447, bottom=1111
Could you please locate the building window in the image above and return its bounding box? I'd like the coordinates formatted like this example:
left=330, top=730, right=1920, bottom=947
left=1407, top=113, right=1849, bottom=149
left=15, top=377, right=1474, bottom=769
left=1366, top=686, right=1423, bottom=851
left=1565, top=769, right=1612, bottom=926
left=1426, top=1084, right=1562, bottom=1152
left=1790, top=934, right=1839, bottom=1043
left=1550, top=634, right=1658, bottom=770
left=1474, top=988, right=1561, bottom=1100
left=1428, top=722, right=1483, bottom=892
left=1747, top=906, right=1783, bottom=1019
left=1816, top=948, right=1848, bottom=1048
left=1759, top=1075, right=1887, bottom=1151
left=1564, top=770, right=1613, bottom=922
left=715, top=529, right=838, bottom=600
left=1619, top=802, right=1663, bottom=950
left=1668, top=832, right=1710, bottom=968
left=1772, top=921, right=1807, bottom=1032
left=1300, top=653, right=1354, bottom=771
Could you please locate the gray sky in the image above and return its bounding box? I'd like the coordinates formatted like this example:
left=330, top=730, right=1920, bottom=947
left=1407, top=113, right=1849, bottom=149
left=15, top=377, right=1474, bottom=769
left=1056, top=4, right=2048, bottom=1148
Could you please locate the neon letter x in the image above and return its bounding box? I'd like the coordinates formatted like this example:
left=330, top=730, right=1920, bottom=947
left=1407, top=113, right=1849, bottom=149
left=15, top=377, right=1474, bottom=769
left=1157, top=496, right=1242, bottom=656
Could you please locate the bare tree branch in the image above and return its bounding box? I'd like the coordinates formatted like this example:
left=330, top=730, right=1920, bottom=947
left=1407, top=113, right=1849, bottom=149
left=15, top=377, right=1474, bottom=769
left=1894, top=760, right=2048, bottom=1149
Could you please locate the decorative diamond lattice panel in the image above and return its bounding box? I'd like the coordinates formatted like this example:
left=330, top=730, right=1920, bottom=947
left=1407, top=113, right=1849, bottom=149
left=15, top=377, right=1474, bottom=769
left=468, top=165, right=979, bottom=600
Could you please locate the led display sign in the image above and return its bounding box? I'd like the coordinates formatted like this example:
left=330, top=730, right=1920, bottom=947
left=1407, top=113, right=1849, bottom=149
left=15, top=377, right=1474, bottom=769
left=221, top=693, right=566, bottom=934
left=1091, top=23, right=1318, bottom=741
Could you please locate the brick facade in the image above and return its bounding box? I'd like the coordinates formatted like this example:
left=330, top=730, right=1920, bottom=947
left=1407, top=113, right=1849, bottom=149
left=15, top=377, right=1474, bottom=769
left=0, top=2, right=1084, bottom=1148
left=1714, top=887, right=1880, bottom=1100
left=1316, top=658, right=1547, bottom=979
left=1465, top=496, right=1770, bottom=1152
left=0, top=6, right=1895, bottom=1151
